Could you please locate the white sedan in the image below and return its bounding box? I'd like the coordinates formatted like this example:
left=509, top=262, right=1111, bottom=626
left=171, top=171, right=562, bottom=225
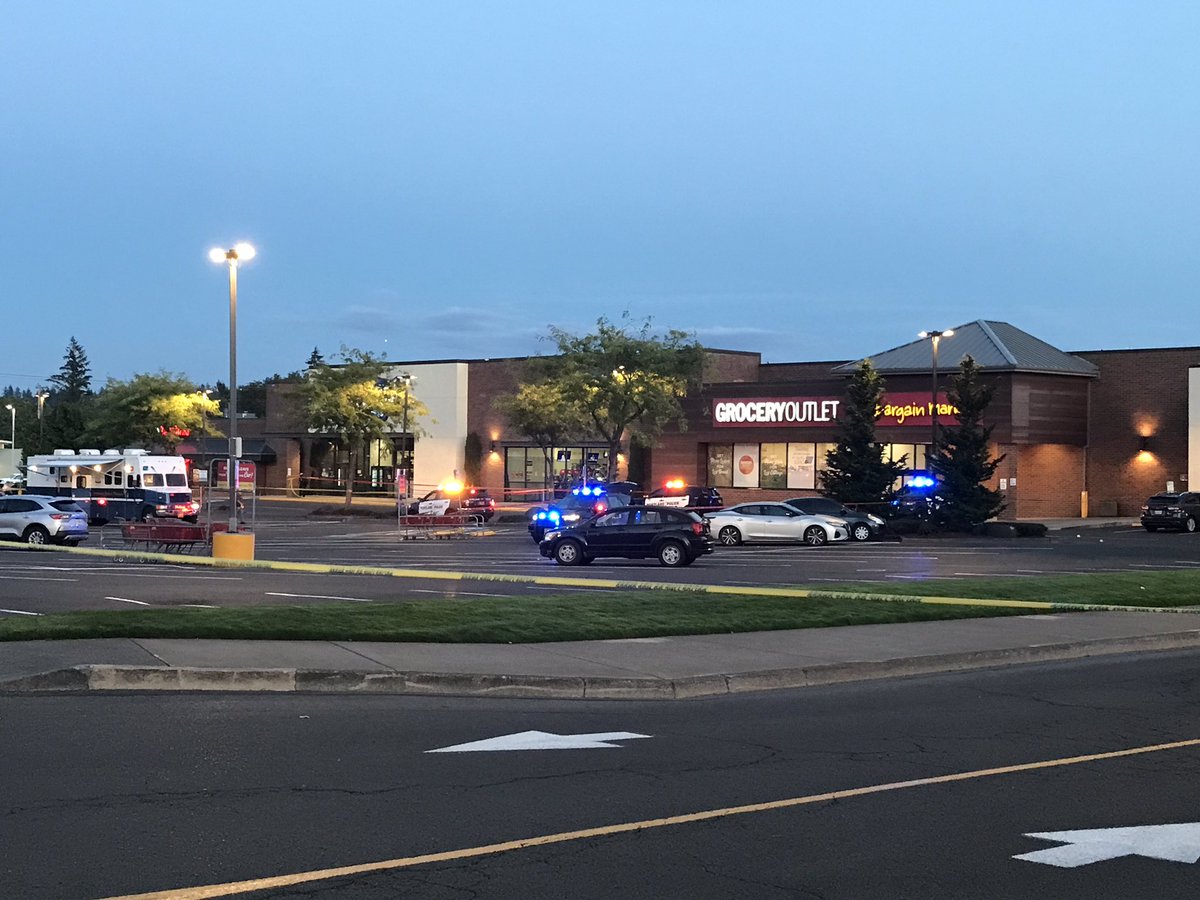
left=705, top=502, right=849, bottom=547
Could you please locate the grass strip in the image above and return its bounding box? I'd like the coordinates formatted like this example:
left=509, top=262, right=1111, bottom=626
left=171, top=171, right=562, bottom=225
left=0, top=591, right=1029, bottom=643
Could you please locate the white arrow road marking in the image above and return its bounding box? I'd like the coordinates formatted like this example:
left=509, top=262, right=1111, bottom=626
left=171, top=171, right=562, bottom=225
left=426, top=730, right=652, bottom=753
left=1015, top=822, right=1200, bottom=867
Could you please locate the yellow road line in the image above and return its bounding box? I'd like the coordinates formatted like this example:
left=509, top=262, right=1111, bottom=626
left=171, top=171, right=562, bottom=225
left=0, top=543, right=1183, bottom=612
left=100, top=736, right=1200, bottom=900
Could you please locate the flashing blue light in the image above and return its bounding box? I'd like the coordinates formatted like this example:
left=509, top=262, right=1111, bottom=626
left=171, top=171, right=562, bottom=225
left=909, top=475, right=936, bottom=489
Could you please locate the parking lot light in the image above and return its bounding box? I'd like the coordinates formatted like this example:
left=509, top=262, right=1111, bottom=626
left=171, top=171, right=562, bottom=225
left=918, top=329, right=954, bottom=461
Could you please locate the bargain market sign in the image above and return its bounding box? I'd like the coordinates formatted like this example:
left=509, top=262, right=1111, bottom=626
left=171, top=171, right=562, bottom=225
left=712, top=392, right=956, bottom=428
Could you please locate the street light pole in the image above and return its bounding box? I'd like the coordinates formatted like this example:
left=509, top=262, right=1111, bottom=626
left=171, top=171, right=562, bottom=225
left=209, top=243, right=255, bottom=533
left=4, top=404, right=13, bottom=452
left=918, top=329, right=953, bottom=464
left=400, top=372, right=412, bottom=498
left=36, top=392, right=48, bottom=451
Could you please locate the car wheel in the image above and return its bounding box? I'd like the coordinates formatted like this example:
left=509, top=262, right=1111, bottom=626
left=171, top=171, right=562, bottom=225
left=657, top=540, right=688, bottom=567
left=803, top=525, right=829, bottom=546
left=1187, top=517, right=1198, bottom=534
left=850, top=522, right=872, bottom=542
left=24, top=525, right=50, bottom=546
left=718, top=526, right=742, bottom=546
left=554, top=539, right=584, bottom=566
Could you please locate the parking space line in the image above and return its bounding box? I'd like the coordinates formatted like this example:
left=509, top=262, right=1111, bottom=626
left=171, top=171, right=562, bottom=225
left=265, top=592, right=373, bottom=603
left=100, top=736, right=1200, bottom=900
left=3, top=576, right=79, bottom=582
left=0, top=608, right=41, bottom=616
left=105, top=597, right=151, bottom=606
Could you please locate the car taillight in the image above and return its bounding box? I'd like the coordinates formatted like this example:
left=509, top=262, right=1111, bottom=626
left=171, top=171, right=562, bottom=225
left=488, top=499, right=495, bottom=508
left=50, top=513, right=69, bottom=520
left=691, top=522, right=703, bottom=536
left=594, top=501, right=607, bottom=514
left=96, top=498, right=108, bottom=506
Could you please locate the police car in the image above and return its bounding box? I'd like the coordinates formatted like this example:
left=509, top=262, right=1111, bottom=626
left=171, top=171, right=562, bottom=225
left=644, top=478, right=724, bottom=511
left=527, top=482, right=640, bottom=543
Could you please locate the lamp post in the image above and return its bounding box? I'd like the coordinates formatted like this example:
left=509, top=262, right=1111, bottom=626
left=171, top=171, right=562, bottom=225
left=36, top=391, right=48, bottom=451
left=209, top=242, right=255, bottom=532
left=4, top=403, right=13, bottom=452
left=917, top=329, right=954, bottom=463
left=399, top=372, right=413, bottom=498
left=197, top=388, right=213, bottom=498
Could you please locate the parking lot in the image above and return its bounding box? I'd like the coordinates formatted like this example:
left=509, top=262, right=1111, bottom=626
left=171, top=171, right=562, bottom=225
left=1, top=502, right=1199, bottom=616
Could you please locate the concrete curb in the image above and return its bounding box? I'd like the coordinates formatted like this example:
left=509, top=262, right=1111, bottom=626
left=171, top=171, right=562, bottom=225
left=5, top=629, right=1200, bottom=699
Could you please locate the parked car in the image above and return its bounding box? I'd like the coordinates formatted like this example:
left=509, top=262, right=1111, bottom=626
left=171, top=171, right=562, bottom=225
left=539, top=505, right=713, bottom=567
left=0, top=495, right=89, bottom=545
left=705, top=502, right=848, bottom=546
left=406, top=486, right=495, bottom=521
left=1141, top=492, right=1200, bottom=533
left=783, top=496, right=888, bottom=542
left=645, top=479, right=724, bottom=511
left=528, top=483, right=640, bottom=543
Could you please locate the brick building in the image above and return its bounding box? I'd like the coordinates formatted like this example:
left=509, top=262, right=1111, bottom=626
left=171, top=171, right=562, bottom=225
left=229, top=322, right=1197, bottom=518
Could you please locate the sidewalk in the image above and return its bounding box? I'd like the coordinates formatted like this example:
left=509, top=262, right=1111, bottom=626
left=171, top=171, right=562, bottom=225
left=3, top=609, right=1197, bottom=700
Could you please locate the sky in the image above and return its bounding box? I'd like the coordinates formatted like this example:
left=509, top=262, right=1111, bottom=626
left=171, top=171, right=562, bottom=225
left=4, top=2, right=1199, bottom=389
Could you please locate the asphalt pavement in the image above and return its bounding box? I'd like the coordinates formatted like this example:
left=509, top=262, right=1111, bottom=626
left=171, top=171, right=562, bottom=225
left=4, top=510, right=1197, bottom=700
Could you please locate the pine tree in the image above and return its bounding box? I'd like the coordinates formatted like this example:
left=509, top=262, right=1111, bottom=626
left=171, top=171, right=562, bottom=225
left=49, top=337, right=92, bottom=401
left=306, top=347, right=325, bottom=369
left=930, top=355, right=1006, bottom=529
left=819, top=360, right=907, bottom=504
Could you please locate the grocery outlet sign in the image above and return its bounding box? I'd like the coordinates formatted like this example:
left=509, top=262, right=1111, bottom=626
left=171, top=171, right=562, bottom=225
left=712, top=392, right=956, bottom=428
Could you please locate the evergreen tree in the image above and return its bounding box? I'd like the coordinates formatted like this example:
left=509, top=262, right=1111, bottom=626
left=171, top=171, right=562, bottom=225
left=49, top=337, right=92, bottom=401
left=306, top=347, right=325, bottom=369
left=819, top=360, right=906, bottom=504
left=929, top=355, right=1006, bottom=529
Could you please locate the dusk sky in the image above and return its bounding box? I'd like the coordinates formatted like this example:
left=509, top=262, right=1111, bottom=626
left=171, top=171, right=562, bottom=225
left=5, top=3, right=1198, bottom=389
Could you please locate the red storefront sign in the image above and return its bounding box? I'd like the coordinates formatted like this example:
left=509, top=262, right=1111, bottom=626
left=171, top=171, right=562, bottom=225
left=213, top=460, right=257, bottom=492
left=712, top=393, right=957, bottom=429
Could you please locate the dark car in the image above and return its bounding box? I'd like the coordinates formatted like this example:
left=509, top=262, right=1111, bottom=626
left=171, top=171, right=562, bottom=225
left=645, top=481, right=723, bottom=511
left=783, top=496, right=888, bottom=542
left=528, top=483, right=640, bottom=543
left=406, top=487, right=495, bottom=521
left=1141, top=492, right=1200, bottom=533
left=539, top=505, right=714, bottom=567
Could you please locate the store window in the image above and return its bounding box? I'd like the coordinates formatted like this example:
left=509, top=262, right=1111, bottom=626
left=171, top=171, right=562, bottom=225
left=760, top=444, right=787, bottom=489
left=787, top=443, right=816, bottom=490
left=707, top=445, right=733, bottom=487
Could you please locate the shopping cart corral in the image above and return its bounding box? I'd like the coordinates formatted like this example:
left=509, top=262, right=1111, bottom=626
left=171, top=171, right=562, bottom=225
left=118, top=522, right=229, bottom=554
left=397, top=513, right=487, bottom=540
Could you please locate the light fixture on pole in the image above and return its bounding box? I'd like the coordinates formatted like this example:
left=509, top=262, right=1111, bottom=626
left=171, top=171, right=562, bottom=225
left=917, top=329, right=954, bottom=463
left=4, top=403, right=13, bottom=451
left=209, top=242, right=255, bottom=533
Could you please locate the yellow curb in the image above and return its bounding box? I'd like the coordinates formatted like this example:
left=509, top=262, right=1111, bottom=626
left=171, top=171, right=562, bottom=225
left=0, top=543, right=1185, bottom=614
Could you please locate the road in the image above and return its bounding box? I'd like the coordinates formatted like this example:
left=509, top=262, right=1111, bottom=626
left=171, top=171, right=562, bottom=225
left=0, top=510, right=1198, bottom=614
left=2, top=650, right=1199, bottom=898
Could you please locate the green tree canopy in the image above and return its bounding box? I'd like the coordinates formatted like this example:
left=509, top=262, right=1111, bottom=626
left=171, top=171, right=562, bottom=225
left=819, top=360, right=907, bottom=505
left=930, top=355, right=1006, bottom=529
left=494, top=380, right=595, bottom=495
left=84, top=373, right=221, bottom=453
left=537, top=315, right=705, bottom=482
left=299, top=348, right=429, bottom=504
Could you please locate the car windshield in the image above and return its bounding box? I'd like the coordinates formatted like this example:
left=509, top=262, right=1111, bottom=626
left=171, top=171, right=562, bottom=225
left=558, top=493, right=600, bottom=511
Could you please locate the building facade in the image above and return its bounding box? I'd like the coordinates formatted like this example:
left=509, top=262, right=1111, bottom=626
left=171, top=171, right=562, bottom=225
left=233, top=323, right=1197, bottom=518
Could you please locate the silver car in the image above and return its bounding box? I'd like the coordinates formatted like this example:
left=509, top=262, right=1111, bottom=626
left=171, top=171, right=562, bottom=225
left=705, top=502, right=848, bottom=547
left=0, top=495, right=89, bottom=545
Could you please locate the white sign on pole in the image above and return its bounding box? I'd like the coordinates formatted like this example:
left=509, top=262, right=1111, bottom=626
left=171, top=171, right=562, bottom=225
left=1014, top=822, right=1200, bottom=867
left=426, top=730, right=652, bottom=753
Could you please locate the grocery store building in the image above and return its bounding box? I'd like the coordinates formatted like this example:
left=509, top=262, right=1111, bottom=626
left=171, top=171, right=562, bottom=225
left=240, top=321, right=1200, bottom=519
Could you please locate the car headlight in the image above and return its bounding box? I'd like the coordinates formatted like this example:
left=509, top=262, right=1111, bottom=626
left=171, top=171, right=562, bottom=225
left=828, top=518, right=848, bottom=527
left=868, top=514, right=884, bottom=525
left=544, top=531, right=560, bottom=542
left=562, top=513, right=580, bottom=522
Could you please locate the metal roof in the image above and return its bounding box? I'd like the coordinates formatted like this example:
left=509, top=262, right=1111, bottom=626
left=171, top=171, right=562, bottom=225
left=832, top=320, right=1099, bottom=377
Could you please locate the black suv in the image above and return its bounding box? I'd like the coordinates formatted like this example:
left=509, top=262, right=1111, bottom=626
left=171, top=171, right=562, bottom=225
left=539, top=505, right=714, bottom=567
left=406, top=487, right=495, bottom=521
left=783, top=496, right=888, bottom=542
left=1141, top=492, right=1200, bottom=533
